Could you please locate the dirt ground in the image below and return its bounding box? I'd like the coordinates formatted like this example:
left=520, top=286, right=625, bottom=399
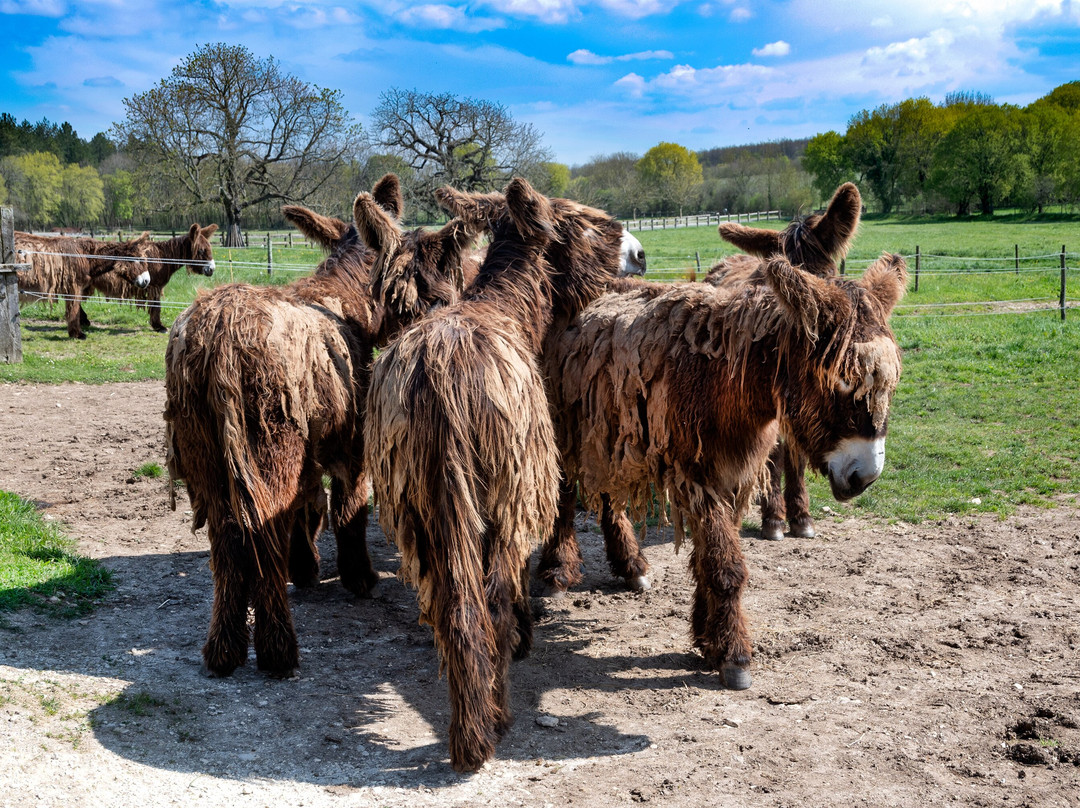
left=0, top=380, right=1078, bottom=808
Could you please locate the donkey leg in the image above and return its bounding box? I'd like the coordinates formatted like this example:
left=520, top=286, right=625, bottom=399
left=759, top=441, right=786, bottom=540
left=600, top=493, right=650, bottom=590
left=202, top=516, right=252, bottom=677
left=288, top=475, right=324, bottom=588
left=331, top=474, right=380, bottom=597
left=149, top=297, right=168, bottom=333
left=784, top=442, right=816, bottom=539
left=486, top=549, right=522, bottom=738
left=537, top=475, right=584, bottom=596
left=250, top=524, right=300, bottom=676
left=689, top=506, right=752, bottom=690
left=511, top=561, right=533, bottom=661
left=65, top=297, right=86, bottom=340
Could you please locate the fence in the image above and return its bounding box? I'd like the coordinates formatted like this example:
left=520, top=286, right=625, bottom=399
left=1, top=207, right=26, bottom=363
left=624, top=210, right=782, bottom=232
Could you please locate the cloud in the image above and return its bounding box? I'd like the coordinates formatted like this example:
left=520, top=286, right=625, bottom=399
left=568, top=48, right=673, bottom=65
left=399, top=4, right=505, bottom=31
left=614, top=72, right=647, bottom=97
left=0, top=0, right=65, bottom=15
left=472, top=0, right=681, bottom=23
left=752, top=40, right=790, bottom=57
left=83, top=76, right=123, bottom=88
left=729, top=7, right=751, bottom=22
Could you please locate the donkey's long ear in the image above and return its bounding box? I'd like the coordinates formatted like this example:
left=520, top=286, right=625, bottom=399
left=353, top=192, right=402, bottom=256
left=437, top=217, right=482, bottom=291
left=813, top=182, right=861, bottom=259
left=762, top=256, right=835, bottom=341
left=859, top=252, right=908, bottom=315
left=200, top=223, right=219, bottom=238
left=282, top=205, right=350, bottom=249
left=187, top=223, right=201, bottom=242
left=717, top=222, right=782, bottom=257
left=505, top=177, right=555, bottom=243
left=435, top=185, right=506, bottom=230
left=372, top=174, right=403, bottom=220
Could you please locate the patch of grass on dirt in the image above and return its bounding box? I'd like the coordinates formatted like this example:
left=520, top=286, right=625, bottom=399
left=131, top=462, right=164, bottom=480
left=0, top=490, right=114, bottom=617
left=105, top=691, right=165, bottom=716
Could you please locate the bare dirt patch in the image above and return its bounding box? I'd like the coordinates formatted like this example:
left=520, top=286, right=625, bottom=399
left=1, top=380, right=1078, bottom=807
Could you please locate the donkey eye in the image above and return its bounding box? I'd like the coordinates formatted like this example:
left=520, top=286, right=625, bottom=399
left=837, top=378, right=855, bottom=394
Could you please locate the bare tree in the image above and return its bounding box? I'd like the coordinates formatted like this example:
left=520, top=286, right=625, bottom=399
left=369, top=89, right=552, bottom=209
left=114, top=43, right=361, bottom=245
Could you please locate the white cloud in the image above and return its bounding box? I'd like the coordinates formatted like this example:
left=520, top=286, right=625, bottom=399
left=568, top=48, right=673, bottom=64
left=728, top=6, right=751, bottom=22
left=0, top=0, right=65, bottom=15
left=473, top=0, right=682, bottom=23
left=400, top=4, right=506, bottom=31
left=752, top=40, right=790, bottom=57
left=614, top=72, right=647, bottom=97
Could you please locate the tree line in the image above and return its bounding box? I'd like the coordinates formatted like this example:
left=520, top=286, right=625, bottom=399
left=1, top=41, right=1077, bottom=237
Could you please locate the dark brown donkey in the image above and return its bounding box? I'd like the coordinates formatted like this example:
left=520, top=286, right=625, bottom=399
left=545, top=250, right=906, bottom=690
left=365, top=178, right=624, bottom=772
left=164, top=175, right=480, bottom=678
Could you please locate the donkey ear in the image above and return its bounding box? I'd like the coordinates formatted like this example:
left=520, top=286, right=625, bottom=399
left=188, top=223, right=200, bottom=241
left=505, top=177, right=555, bottom=243
left=762, top=256, right=831, bottom=340
left=200, top=223, right=219, bottom=238
left=435, top=185, right=506, bottom=228
left=859, top=252, right=908, bottom=315
left=353, top=192, right=401, bottom=255
left=813, top=182, right=861, bottom=259
left=717, top=222, right=782, bottom=257
left=282, top=205, right=350, bottom=248
left=372, top=174, right=403, bottom=220
left=436, top=217, right=482, bottom=292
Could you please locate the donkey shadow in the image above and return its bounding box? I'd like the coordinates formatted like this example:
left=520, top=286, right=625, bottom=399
left=2, top=523, right=730, bottom=789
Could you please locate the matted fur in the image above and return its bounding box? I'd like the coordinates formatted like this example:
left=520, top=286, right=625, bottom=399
left=90, top=223, right=218, bottom=332
left=14, top=231, right=152, bottom=339
left=164, top=174, right=477, bottom=678
left=546, top=252, right=907, bottom=687
left=365, top=177, right=623, bottom=772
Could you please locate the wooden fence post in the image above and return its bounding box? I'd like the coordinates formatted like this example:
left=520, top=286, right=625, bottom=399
left=694, top=251, right=701, bottom=281
left=1, top=207, right=25, bottom=363
left=914, top=246, right=920, bottom=293
left=1061, top=245, right=1067, bottom=321
left=839, top=258, right=845, bottom=277
left=267, top=233, right=273, bottom=276
left=1015, top=244, right=1019, bottom=275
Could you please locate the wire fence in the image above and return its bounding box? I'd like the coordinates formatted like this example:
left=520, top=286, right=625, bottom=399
left=14, top=246, right=1080, bottom=323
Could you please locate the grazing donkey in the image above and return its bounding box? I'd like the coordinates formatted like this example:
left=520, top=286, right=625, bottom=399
left=365, top=178, right=624, bottom=772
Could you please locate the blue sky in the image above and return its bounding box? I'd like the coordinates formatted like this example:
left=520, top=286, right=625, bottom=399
left=2, top=0, right=1079, bottom=166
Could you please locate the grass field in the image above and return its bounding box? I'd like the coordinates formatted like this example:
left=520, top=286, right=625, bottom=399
left=3, top=216, right=1079, bottom=527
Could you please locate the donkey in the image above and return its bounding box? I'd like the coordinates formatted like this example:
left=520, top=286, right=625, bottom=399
left=706, top=182, right=862, bottom=540
left=365, top=178, right=624, bottom=772
left=544, top=251, right=906, bottom=690
left=538, top=182, right=863, bottom=595
left=165, top=175, right=480, bottom=678
left=88, top=223, right=217, bottom=333
left=14, top=232, right=152, bottom=339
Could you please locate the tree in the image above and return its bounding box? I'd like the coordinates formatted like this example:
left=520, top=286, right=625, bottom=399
left=931, top=106, right=1025, bottom=215
left=844, top=104, right=903, bottom=214
left=369, top=88, right=552, bottom=209
left=56, top=163, right=105, bottom=227
left=636, top=142, right=703, bottom=215
left=802, top=131, right=852, bottom=205
left=534, top=162, right=571, bottom=196
left=103, top=170, right=136, bottom=225
left=0, top=151, right=63, bottom=228
left=114, top=42, right=362, bottom=245
left=569, top=152, right=643, bottom=216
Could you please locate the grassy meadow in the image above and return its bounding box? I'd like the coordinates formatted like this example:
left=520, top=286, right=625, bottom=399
left=3, top=216, right=1079, bottom=528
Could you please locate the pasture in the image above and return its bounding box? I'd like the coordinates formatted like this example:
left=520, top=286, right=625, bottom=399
left=2, top=213, right=1079, bottom=805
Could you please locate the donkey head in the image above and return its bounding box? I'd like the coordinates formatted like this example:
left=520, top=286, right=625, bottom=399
left=719, top=182, right=861, bottom=278
left=185, top=223, right=218, bottom=277
left=357, top=174, right=482, bottom=337
left=764, top=251, right=907, bottom=501
left=619, top=229, right=647, bottom=276
left=124, top=232, right=153, bottom=288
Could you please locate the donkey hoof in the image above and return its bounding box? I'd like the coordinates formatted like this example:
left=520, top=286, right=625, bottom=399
left=788, top=519, right=816, bottom=539
left=760, top=520, right=785, bottom=541
left=721, top=663, right=752, bottom=691
left=626, top=575, right=651, bottom=591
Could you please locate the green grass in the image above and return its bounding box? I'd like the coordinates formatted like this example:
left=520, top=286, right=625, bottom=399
left=0, top=490, right=114, bottom=618
left=131, top=462, right=163, bottom=481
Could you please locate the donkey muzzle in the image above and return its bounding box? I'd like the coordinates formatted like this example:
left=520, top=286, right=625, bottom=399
left=135, top=270, right=151, bottom=289
left=202, top=259, right=216, bottom=277
left=824, top=436, right=885, bottom=501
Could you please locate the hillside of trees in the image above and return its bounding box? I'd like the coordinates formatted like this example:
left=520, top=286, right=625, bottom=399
left=2, top=65, right=1078, bottom=234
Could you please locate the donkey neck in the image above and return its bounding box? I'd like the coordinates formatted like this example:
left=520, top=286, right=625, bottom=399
left=465, top=246, right=554, bottom=353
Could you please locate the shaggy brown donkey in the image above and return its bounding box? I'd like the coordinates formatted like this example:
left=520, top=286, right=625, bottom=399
left=88, top=223, right=218, bottom=332
left=14, top=232, right=152, bottom=339
left=165, top=175, right=479, bottom=678
left=365, top=178, right=624, bottom=772
left=538, top=182, right=863, bottom=594
left=545, top=250, right=906, bottom=690
left=705, top=181, right=862, bottom=541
